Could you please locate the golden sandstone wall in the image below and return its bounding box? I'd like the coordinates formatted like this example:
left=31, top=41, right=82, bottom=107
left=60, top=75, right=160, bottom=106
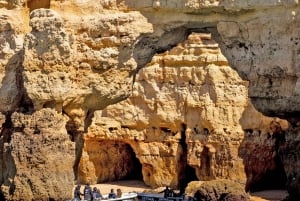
left=0, top=0, right=299, bottom=200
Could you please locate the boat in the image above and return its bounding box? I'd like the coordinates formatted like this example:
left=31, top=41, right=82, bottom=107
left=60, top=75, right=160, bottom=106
left=104, top=192, right=138, bottom=201
left=71, top=192, right=138, bottom=201
left=137, top=192, right=188, bottom=201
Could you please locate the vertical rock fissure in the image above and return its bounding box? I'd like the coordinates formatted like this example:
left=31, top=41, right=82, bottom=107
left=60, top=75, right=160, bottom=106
left=179, top=123, right=197, bottom=194
left=0, top=112, right=16, bottom=200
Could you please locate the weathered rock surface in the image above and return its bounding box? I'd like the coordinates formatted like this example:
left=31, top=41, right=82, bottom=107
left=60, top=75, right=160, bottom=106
left=185, top=180, right=250, bottom=201
left=0, top=109, right=75, bottom=200
left=81, top=33, right=288, bottom=194
left=0, top=0, right=299, bottom=200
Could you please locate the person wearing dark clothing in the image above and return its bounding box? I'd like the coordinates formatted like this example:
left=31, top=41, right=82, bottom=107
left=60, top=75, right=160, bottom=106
left=160, top=186, right=174, bottom=198
left=108, top=188, right=117, bottom=199
left=84, top=183, right=93, bottom=201
left=73, top=184, right=82, bottom=201
left=92, top=187, right=103, bottom=201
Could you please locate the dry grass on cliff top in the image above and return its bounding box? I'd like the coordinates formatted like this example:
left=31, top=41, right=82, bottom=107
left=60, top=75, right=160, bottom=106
left=74, top=180, right=288, bottom=201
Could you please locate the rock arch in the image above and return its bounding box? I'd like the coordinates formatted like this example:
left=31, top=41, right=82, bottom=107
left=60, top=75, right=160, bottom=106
left=78, top=139, right=143, bottom=184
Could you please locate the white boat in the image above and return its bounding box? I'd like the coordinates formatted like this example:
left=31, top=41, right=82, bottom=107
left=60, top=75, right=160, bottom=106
left=104, top=192, right=138, bottom=201
left=71, top=192, right=138, bottom=201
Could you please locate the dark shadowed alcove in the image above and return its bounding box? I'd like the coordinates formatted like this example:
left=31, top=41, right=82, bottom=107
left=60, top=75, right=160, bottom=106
left=249, top=154, right=287, bottom=192
left=81, top=140, right=143, bottom=183
left=179, top=123, right=198, bottom=194
left=27, top=0, right=50, bottom=12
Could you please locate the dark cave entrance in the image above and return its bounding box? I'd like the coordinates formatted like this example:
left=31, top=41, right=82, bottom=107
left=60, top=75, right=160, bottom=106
left=119, top=143, right=143, bottom=181
left=179, top=123, right=198, bottom=193
left=242, top=123, right=288, bottom=192
left=248, top=128, right=287, bottom=192
left=88, top=140, right=143, bottom=183
left=249, top=154, right=287, bottom=192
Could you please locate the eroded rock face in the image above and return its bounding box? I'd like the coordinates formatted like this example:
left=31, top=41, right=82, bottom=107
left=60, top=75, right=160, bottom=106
left=185, top=180, right=250, bottom=201
left=0, top=109, right=74, bottom=200
left=0, top=0, right=299, bottom=200
left=0, top=10, right=25, bottom=112
left=80, top=34, right=288, bottom=193
left=22, top=7, right=153, bottom=131
left=124, top=0, right=300, bottom=118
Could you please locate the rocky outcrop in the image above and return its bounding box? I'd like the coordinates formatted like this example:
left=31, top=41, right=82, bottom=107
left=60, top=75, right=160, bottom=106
left=185, top=180, right=250, bottom=201
left=22, top=7, right=153, bottom=131
left=80, top=33, right=288, bottom=194
left=124, top=0, right=300, bottom=119
left=0, top=109, right=74, bottom=200
left=0, top=0, right=299, bottom=200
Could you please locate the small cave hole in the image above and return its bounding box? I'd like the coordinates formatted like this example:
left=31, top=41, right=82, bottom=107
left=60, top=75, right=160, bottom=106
left=33, top=124, right=40, bottom=134
left=42, top=100, right=57, bottom=109
left=203, top=128, right=209, bottom=135
left=244, top=129, right=253, bottom=135
left=109, top=127, right=118, bottom=132
left=160, top=127, right=172, bottom=133
left=121, top=125, right=130, bottom=129
left=193, top=127, right=199, bottom=134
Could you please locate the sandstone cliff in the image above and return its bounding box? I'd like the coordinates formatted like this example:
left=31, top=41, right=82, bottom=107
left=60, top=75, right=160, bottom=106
left=0, top=0, right=299, bottom=200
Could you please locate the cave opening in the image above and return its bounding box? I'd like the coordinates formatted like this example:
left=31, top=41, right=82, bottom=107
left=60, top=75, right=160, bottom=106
left=119, top=143, right=143, bottom=181
left=178, top=123, right=198, bottom=194
left=105, top=141, right=143, bottom=182
left=83, top=140, right=143, bottom=183
left=249, top=154, right=287, bottom=192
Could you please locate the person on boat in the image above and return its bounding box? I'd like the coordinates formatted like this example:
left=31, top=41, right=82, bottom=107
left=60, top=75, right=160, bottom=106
left=160, top=186, right=174, bottom=198
left=84, top=183, right=93, bottom=201
left=73, top=184, right=82, bottom=201
left=92, top=187, right=103, bottom=201
left=116, top=188, right=122, bottom=198
left=108, top=188, right=117, bottom=199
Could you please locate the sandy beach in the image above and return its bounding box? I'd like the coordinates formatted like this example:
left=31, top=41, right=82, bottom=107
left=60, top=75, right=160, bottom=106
left=250, top=190, right=288, bottom=201
left=82, top=180, right=156, bottom=195
left=73, top=180, right=288, bottom=201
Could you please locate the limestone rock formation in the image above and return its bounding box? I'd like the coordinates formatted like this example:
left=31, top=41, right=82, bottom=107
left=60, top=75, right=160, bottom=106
left=80, top=33, right=288, bottom=194
left=0, top=109, right=74, bottom=200
left=22, top=6, right=153, bottom=131
left=0, top=0, right=299, bottom=200
left=0, top=10, right=26, bottom=112
left=185, top=180, right=250, bottom=201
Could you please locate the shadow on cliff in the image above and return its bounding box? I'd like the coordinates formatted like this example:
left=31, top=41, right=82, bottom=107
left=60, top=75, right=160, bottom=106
left=131, top=26, right=191, bottom=79
left=0, top=49, right=34, bottom=114
left=0, top=48, right=34, bottom=199
left=0, top=112, right=17, bottom=200
left=238, top=115, right=287, bottom=193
